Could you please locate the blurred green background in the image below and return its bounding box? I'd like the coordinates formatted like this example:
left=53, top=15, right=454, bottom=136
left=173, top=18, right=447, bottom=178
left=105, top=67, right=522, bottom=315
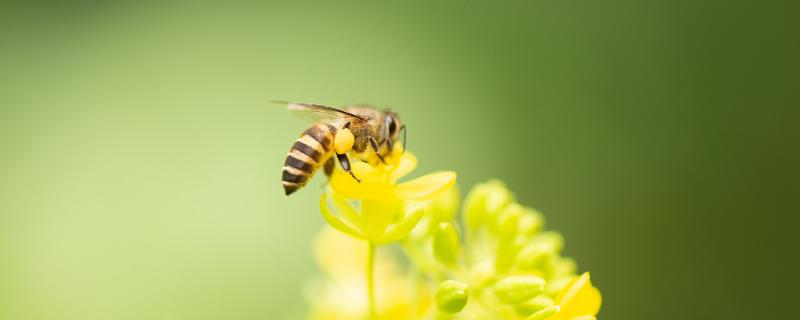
left=1, top=1, right=797, bottom=319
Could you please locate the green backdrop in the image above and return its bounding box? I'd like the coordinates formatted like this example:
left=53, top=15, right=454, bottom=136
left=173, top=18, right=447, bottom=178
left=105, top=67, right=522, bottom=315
left=1, top=1, right=797, bottom=319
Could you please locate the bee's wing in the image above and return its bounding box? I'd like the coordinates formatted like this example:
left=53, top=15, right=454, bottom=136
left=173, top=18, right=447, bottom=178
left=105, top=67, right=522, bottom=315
left=272, top=101, right=364, bottom=123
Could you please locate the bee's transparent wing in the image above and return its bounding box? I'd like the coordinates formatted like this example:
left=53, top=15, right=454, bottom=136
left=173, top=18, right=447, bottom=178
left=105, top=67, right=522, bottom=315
left=271, top=101, right=364, bottom=123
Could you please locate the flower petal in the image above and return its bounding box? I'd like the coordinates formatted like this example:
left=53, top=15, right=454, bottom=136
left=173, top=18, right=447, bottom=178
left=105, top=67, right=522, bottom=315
left=319, top=194, right=364, bottom=239
left=390, top=152, right=418, bottom=180
left=548, top=272, right=601, bottom=320
left=526, top=306, right=560, bottom=320
left=376, top=206, right=424, bottom=244
left=362, top=198, right=403, bottom=241
left=329, top=161, right=393, bottom=200
left=396, top=171, right=457, bottom=201
left=330, top=191, right=363, bottom=230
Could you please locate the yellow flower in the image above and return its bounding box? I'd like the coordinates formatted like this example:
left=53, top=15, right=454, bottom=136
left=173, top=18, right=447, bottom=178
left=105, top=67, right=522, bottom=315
left=320, top=147, right=457, bottom=244
left=330, top=148, right=456, bottom=203
left=308, top=147, right=602, bottom=319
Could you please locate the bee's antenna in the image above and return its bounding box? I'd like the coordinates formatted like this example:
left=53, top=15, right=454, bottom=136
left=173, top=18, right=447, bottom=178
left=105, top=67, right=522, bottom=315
left=400, top=125, right=407, bottom=153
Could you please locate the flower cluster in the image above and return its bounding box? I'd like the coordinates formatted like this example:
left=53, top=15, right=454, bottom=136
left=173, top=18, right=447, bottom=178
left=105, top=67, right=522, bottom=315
left=408, top=180, right=601, bottom=319
left=307, top=148, right=601, bottom=319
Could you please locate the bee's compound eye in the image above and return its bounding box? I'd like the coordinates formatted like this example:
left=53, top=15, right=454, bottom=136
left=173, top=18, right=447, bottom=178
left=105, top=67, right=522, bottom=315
left=334, top=128, right=355, bottom=154
left=388, top=118, right=397, bottom=135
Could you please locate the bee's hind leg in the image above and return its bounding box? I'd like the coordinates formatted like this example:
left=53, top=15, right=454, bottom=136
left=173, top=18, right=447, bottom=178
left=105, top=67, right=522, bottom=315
left=336, top=153, right=361, bottom=183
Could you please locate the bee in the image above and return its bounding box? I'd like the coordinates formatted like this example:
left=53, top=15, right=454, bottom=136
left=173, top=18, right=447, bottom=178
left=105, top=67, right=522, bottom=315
left=277, top=102, right=405, bottom=196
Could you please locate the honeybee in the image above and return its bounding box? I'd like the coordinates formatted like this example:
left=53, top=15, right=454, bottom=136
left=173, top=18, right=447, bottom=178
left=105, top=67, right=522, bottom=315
left=276, top=102, right=405, bottom=196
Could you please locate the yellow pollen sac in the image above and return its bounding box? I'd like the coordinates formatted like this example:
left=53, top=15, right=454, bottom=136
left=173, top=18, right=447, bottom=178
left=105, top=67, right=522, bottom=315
left=334, top=128, right=355, bottom=154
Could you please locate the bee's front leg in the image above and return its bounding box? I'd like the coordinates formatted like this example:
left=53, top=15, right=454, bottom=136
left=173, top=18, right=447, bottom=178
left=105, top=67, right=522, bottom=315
left=369, top=136, right=387, bottom=164
left=336, top=153, right=361, bottom=183
left=384, top=138, right=393, bottom=155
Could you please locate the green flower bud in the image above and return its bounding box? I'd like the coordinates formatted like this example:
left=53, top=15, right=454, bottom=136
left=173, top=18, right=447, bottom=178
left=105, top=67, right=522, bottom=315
left=544, top=276, right=572, bottom=297
left=464, top=180, right=514, bottom=231
left=433, top=222, right=461, bottom=266
left=484, top=180, right=514, bottom=214
left=553, top=257, right=577, bottom=277
left=464, top=184, right=488, bottom=231
left=495, top=235, right=525, bottom=273
left=525, top=305, right=560, bottom=320
left=514, top=294, right=555, bottom=315
left=436, top=280, right=470, bottom=313
left=493, top=275, right=546, bottom=304
left=518, top=207, right=544, bottom=237
left=516, top=243, right=555, bottom=270
left=428, top=186, right=460, bottom=222
left=533, top=231, right=564, bottom=253
left=495, top=203, right=524, bottom=236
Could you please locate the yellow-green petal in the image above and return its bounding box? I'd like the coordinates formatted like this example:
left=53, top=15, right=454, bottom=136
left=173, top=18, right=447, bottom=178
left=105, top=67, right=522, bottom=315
left=362, top=198, right=402, bottom=241
left=319, top=194, right=364, bottom=239
left=376, top=206, right=424, bottom=244
left=395, top=171, right=457, bottom=201
left=330, top=191, right=363, bottom=231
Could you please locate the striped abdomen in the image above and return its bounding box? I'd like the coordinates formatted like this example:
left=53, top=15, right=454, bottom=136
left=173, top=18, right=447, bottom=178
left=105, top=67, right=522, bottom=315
left=282, top=123, right=337, bottom=195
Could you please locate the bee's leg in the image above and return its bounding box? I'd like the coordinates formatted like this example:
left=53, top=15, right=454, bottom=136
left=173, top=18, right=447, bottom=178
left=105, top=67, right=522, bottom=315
left=336, top=153, right=361, bottom=183
left=384, top=138, right=393, bottom=154
left=369, top=136, right=387, bottom=164
left=377, top=138, right=393, bottom=159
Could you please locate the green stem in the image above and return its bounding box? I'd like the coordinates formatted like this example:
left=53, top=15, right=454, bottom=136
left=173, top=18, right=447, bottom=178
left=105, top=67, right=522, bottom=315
left=367, top=241, right=377, bottom=320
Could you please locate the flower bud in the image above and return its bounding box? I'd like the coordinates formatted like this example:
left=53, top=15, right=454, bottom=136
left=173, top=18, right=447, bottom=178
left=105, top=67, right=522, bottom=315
left=495, top=235, right=525, bottom=273
left=433, top=222, right=461, bottom=266
left=495, top=203, right=524, bottom=236
left=436, top=280, right=469, bottom=313
left=544, top=277, right=572, bottom=297
left=493, top=275, right=546, bottom=304
left=518, top=207, right=544, bottom=237
left=484, top=180, right=514, bottom=214
left=464, top=184, right=489, bottom=231
left=553, top=257, right=577, bottom=277
left=428, top=186, right=460, bottom=222
left=516, top=243, right=555, bottom=271
left=464, top=180, right=513, bottom=231
left=514, top=294, right=555, bottom=315
left=533, top=231, right=564, bottom=253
